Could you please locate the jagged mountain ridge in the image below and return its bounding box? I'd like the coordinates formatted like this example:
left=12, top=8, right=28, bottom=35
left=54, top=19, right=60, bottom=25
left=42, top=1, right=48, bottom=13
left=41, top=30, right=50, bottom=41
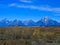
left=0, top=17, right=60, bottom=27
left=36, top=17, right=60, bottom=26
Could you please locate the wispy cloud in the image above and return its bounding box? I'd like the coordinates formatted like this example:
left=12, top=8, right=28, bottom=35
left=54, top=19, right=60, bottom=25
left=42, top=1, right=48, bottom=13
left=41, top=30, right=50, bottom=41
left=9, top=3, right=60, bottom=13
left=19, top=0, right=32, bottom=3
left=9, top=3, right=17, bottom=7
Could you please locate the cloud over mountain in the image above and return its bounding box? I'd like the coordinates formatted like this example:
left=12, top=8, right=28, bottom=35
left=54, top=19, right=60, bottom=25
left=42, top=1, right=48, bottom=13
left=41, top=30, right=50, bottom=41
left=19, top=0, right=33, bottom=3
left=9, top=3, right=60, bottom=13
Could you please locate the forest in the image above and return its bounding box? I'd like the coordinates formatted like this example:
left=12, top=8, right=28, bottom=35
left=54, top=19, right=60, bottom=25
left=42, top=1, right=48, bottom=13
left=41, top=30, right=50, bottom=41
left=0, top=26, right=60, bottom=45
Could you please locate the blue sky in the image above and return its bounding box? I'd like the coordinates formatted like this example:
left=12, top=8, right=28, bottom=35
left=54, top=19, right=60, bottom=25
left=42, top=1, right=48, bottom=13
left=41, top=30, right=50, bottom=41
left=0, top=0, right=60, bottom=22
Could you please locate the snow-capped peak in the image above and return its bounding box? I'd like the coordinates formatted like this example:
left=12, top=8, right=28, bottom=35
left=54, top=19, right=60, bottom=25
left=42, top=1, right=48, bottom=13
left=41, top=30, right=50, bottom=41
left=41, top=16, right=50, bottom=23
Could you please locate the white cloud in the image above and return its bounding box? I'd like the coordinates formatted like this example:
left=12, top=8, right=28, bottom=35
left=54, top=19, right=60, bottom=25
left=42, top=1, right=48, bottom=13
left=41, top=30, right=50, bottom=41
left=19, top=0, right=32, bottom=3
left=52, top=8, right=60, bottom=13
left=9, top=3, right=17, bottom=7
left=9, top=3, right=60, bottom=13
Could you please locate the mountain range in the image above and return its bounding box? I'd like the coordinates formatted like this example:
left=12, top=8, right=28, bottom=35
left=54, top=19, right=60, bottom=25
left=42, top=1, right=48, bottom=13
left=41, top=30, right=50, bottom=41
left=0, top=17, right=60, bottom=27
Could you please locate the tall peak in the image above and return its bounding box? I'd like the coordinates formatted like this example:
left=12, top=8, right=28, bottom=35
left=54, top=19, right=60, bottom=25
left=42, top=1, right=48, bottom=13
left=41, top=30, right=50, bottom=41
left=41, top=16, right=50, bottom=22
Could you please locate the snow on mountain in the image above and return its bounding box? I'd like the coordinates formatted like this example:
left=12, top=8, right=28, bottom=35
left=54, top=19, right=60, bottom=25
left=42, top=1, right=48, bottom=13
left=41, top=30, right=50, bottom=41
left=0, top=19, right=10, bottom=27
left=37, top=16, right=60, bottom=26
left=0, top=17, right=60, bottom=27
left=23, top=20, right=36, bottom=26
left=8, top=19, right=25, bottom=26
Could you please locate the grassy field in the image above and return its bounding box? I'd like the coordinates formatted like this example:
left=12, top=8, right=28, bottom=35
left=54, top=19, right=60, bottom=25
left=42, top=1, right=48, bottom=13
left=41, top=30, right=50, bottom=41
left=0, top=26, right=60, bottom=45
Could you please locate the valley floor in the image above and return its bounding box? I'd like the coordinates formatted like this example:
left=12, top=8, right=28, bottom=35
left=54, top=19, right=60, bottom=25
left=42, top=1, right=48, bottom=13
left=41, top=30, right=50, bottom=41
left=0, top=26, right=60, bottom=45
